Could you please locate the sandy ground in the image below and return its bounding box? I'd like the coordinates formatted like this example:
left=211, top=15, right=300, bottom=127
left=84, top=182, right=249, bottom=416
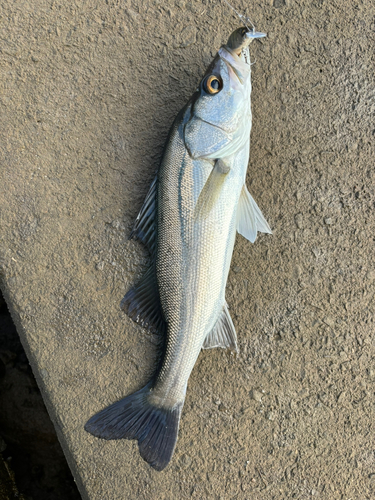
left=0, top=0, right=375, bottom=498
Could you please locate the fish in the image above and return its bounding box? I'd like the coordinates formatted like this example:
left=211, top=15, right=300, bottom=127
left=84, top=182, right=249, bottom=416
left=85, top=26, right=271, bottom=471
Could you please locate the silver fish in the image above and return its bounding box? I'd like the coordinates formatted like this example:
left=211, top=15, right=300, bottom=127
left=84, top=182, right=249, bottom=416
left=85, top=27, right=271, bottom=471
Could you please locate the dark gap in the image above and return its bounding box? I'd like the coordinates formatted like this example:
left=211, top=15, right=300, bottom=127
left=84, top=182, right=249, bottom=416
left=0, top=289, right=81, bottom=500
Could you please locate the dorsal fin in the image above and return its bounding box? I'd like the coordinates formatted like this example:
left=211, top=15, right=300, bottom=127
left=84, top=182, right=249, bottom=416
left=237, top=185, right=272, bottom=243
left=202, top=304, right=238, bottom=352
left=130, top=176, right=157, bottom=255
left=121, top=265, right=165, bottom=334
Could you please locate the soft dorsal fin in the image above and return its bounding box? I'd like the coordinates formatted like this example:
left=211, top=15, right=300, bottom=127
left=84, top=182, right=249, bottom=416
left=130, top=176, right=157, bottom=255
left=202, top=304, right=238, bottom=352
left=121, top=265, right=165, bottom=335
left=236, top=185, right=272, bottom=243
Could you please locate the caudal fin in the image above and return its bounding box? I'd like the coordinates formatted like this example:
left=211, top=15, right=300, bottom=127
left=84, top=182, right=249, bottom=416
left=85, top=385, right=183, bottom=471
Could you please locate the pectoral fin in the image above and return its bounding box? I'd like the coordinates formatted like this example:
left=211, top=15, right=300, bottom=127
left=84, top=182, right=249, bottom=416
left=194, top=159, right=230, bottom=220
left=237, top=185, right=272, bottom=243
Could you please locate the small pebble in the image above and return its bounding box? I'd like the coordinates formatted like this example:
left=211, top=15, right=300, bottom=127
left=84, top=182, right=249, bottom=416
left=179, top=26, right=197, bottom=48
left=250, top=389, right=263, bottom=402
left=299, top=388, right=309, bottom=398
left=293, top=265, right=302, bottom=279
left=337, top=391, right=346, bottom=404
left=126, top=8, right=139, bottom=21
left=323, top=316, right=335, bottom=328
left=294, top=213, right=303, bottom=229
left=179, top=454, right=192, bottom=468
left=324, top=217, right=332, bottom=225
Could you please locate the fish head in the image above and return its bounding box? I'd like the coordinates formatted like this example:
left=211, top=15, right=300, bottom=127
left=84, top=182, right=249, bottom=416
left=184, top=27, right=266, bottom=160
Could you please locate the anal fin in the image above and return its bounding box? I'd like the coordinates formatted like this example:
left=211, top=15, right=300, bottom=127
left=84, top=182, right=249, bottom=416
left=202, top=304, right=238, bottom=352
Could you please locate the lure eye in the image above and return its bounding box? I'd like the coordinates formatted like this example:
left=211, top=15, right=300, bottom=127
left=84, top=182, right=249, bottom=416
left=203, top=75, right=223, bottom=95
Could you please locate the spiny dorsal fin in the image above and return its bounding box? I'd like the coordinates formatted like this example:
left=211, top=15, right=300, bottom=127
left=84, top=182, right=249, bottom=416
left=121, top=265, right=165, bottom=334
left=130, top=176, right=157, bottom=255
left=202, top=303, right=238, bottom=352
left=236, top=185, right=272, bottom=243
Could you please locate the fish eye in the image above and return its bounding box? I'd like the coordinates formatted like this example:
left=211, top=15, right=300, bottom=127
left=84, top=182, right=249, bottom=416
left=240, top=27, right=248, bottom=37
left=203, top=75, right=223, bottom=95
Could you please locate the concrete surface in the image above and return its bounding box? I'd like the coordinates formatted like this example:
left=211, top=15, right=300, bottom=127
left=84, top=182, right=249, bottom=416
left=1, top=0, right=375, bottom=498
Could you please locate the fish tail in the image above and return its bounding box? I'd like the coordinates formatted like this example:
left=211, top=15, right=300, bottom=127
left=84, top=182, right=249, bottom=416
left=85, top=384, right=183, bottom=471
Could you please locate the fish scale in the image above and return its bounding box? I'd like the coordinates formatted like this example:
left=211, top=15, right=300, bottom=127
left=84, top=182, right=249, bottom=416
left=85, top=27, right=271, bottom=471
